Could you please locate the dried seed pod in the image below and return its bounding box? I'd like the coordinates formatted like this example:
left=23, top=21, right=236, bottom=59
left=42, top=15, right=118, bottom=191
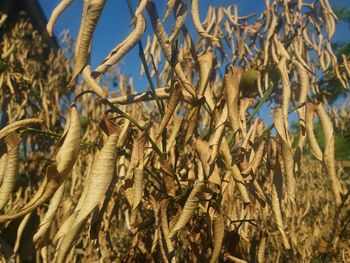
left=0, top=146, right=7, bottom=186
left=271, top=158, right=291, bottom=250
left=46, top=0, right=74, bottom=37
left=316, top=104, right=343, bottom=206
left=168, top=1, right=187, bottom=44
left=191, top=0, right=219, bottom=43
left=81, top=65, right=107, bottom=98
left=33, top=182, right=66, bottom=247
left=198, top=51, right=215, bottom=110
left=210, top=210, right=224, bottom=263
left=0, top=118, right=44, bottom=140
left=273, top=108, right=295, bottom=209
left=0, top=105, right=81, bottom=222
left=0, top=133, right=20, bottom=209
left=13, top=212, right=32, bottom=255
left=209, top=104, right=227, bottom=163
left=56, top=117, right=119, bottom=263
left=93, top=14, right=146, bottom=77
left=146, top=1, right=196, bottom=98
left=257, top=232, right=267, bottom=263
left=163, top=0, right=177, bottom=22
left=133, top=131, right=146, bottom=211
left=305, top=103, right=323, bottom=161
left=157, top=81, right=183, bottom=136
left=167, top=181, right=205, bottom=238
left=134, top=0, right=148, bottom=17
left=68, top=0, right=106, bottom=86
left=224, top=65, right=243, bottom=139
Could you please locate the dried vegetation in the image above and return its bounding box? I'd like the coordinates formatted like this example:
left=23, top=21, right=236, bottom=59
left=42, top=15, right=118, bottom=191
left=0, top=0, right=349, bottom=262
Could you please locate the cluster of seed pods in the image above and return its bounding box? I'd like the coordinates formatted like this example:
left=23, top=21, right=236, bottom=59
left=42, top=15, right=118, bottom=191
left=0, top=0, right=349, bottom=262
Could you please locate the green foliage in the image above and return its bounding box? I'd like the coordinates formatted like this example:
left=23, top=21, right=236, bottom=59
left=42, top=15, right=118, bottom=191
left=292, top=121, right=350, bottom=161
left=334, top=6, right=350, bottom=26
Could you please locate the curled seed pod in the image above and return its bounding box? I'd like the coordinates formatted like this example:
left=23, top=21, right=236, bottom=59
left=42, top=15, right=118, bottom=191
left=13, top=212, right=32, bottom=255
left=210, top=210, right=224, bottom=263
left=209, top=104, right=228, bottom=164
left=134, top=0, right=148, bottom=17
left=0, top=146, right=7, bottom=186
left=133, top=131, right=146, bottom=211
left=0, top=118, right=44, bottom=140
left=68, top=0, right=106, bottom=86
left=167, top=116, right=183, bottom=152
left=195, top=138, right=211, bottom=179
left=277, top=57, right=290, bottom=115
left=198, top=51, right=215, bottom=110
left=191, top=0, right=219, bottom=43
left=167, top=181, right=205, bottom=238
left=159, top=160, right=177, bottom=197
left=271, top=158, right=291, bottom=250
left=93, top=14, right=146, bottom=77
left=157, top=81, right=183, bottom=136
left=53, top=160, right=91, bottom=245
left=159, top=199, right=175, bottom=262
left=224, top=65, right=243, bottom=138
left=273, top=108, right=296, bottom=209
left=342, top=54, right=350, bottom=78
left=257, top=232, right=267, bottom=263
left=0, top=105, right=81, bottom=223
left=81, top=65, right=107, bottom=98
left=33, top=182, right=66, bottom=247
left=316, top=104, right=343, bottom=206
left=305, top=103, right=323, bottom=161
left=132, top=167, right=144, bottom=211
left=163, top=0, right=176, bottom=22
left=46, top=0, right=74, bottom=37
left=146, top=1, right=196, bottom=98
left=185, top=106, right=199, bottom=143
left=168, top=1, right=187, bottom=44
left=0, top=133, right=20, bottom=209
left=56, top=117, right=120, bottom=263
left=109, top=87, right=171, bottom=105
left=231, top=165, right=250, bottom=205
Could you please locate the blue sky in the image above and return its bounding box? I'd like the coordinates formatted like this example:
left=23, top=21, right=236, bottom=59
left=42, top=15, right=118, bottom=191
left=38, top=0, right=350, bottom=86
left=38, top=0, right=350, bottom=124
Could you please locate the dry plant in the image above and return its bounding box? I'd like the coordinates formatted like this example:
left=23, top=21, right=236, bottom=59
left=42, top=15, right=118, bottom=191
left=0, top=0, right=349, bottom=262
